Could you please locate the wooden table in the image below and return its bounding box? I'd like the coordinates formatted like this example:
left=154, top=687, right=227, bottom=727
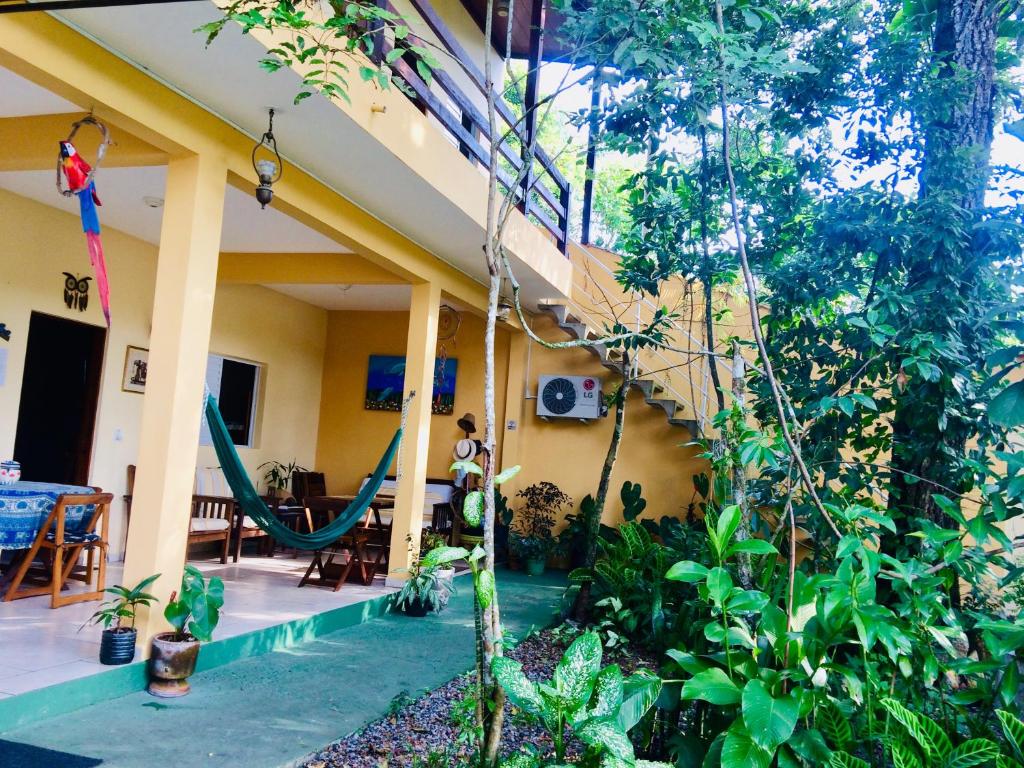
left=298, top=495, right=395, bottom=590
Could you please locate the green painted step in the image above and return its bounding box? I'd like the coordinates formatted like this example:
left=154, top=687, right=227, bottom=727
left=0, top=568, right=566, bottom=768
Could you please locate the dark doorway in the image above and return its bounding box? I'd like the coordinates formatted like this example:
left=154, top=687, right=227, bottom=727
left=13, top=312, right=106, bottom=485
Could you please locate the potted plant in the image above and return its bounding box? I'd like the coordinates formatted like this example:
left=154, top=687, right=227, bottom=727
left=420, top=528, right=455, bottom=605
left=510, top=482, right=572, bottom=576
left=393, top=534, right=469, bottom=616
left=257, top=459, right=307, bottom=498
left=82, top=574, right=160, bottom=665
left=147, top=565, right=224, bottom=698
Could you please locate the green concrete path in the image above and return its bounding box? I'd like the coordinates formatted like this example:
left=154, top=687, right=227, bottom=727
left=0, top=570, right=565, bottom=768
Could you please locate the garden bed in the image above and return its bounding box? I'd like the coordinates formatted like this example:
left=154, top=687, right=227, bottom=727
left=302, top=628, right=659, bottom=767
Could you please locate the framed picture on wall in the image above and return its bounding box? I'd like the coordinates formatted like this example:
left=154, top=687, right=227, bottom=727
left=122, top=346, right=149, bottom=393
left=365, top=354, right=458, bottom=415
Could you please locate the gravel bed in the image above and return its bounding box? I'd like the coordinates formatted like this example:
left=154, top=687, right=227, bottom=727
left=303, top=628, right=660, bottom=768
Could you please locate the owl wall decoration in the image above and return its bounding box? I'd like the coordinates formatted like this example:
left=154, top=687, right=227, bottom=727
left=63, top=272, right=92, bottom=312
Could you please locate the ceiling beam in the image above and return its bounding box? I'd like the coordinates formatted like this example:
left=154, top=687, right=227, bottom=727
left=218, top=252, right=407, bottom=285
left=0, top=0, right=205, bottom=14
left=0, top=112, right=167, bottom=171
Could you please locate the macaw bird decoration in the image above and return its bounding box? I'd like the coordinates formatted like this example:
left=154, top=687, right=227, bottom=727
left=57, top=116, right=112, bottom=326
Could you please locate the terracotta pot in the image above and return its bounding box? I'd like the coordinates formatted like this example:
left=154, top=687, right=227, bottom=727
left=147, top=632, right=200, bottom=698
left=99, top=628, right=137, bottom=666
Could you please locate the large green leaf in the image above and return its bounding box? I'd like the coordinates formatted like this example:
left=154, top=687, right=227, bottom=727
left=817, top=699, right=852, bottom=750
left=721, top=723, right=772, bottom=768
left=891, top=743, right=924, bottom=768
left=492, top=657, right=545, bottom=717
left=500, top=753, right=541, bottom=768
left=476, top=568, right=495, bottom=609
left=576, top=716, right=634, bottom=762
left=727, top=538, right=778, bottom=558
left=741, top=679, right=798, bottom=751
left=462, top=490, right=484, bottom=526
left=990, top=381, right=1024, bottom=427
left=589, top=664, right=624, bottom=720
left=917, top=711, right=952, bottom=759
left=420, top=546, right=468, bottom=568
left=666, top=560, right=709, bottom=582
left=828, top=753, right=870, bottom=768
left=705, top=567, right=734, bottom=604
left=998, top=709, right=1024, bottom=763
left=881, top=699, right=931, bottom=756
left=944, top=739, right=1000, bottom=768
left=617, top=671, right=662, bottom=732
left=554, top=632, right=603, bottom=714
left=681, top=668, right=741, bottom=706
left=495, top=465, right=521, bottom=485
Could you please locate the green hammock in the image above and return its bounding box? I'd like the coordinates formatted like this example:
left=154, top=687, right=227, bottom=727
left=204, top=393, right=402, bottom=551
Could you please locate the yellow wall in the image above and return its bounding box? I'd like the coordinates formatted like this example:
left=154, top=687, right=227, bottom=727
left=315, top=309, right=510, bottom=492
left=0, top=188, right=327, bottom=556
left=507, top=314, right=709, bottom=529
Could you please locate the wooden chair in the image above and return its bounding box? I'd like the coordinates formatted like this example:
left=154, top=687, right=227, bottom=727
left=232, top=503, right=274, bottom=562
left=187, top=495, right=234, bottom=564
left=298, top=496, right=383, bottom=591
left=292, top=471, right=327, bottom=510
left=3, top=492, right=113, bottom=608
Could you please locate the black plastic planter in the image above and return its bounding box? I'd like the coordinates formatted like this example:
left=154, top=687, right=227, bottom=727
left=99, top=628, right=138, bottom=665
left=403, top=597, right=430, bottom=617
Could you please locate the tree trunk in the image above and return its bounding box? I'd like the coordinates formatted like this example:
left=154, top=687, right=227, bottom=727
left=887, top=0, right=998, bottom=533
left=572, top=361, right=629, bottom=621
left=729, top=342, right=753, bottom=588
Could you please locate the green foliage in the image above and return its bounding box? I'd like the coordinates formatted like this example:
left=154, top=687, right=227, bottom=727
left=163, top=565, right=224, bottom=642
left=83, top=574, right=160, bottom=632
left=494, top=632, right=662, bottom=766
left=511, top=482, right=571, bottom=563
left=197, top=0, right=438, bottom=105
left=256, top=459, right=307, bottom=493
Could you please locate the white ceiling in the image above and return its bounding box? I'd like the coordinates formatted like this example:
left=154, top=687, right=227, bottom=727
left=49, top=3, right=567, bottom=304
left=0, top=67, right=81, bottom=117
left=0, top=164, right=350, bottom=253
left=264, top=283, right=412, bottom=311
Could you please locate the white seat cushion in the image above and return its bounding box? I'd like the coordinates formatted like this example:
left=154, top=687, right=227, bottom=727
left=190, top=517, right=230, bottom=533
left=241, top=515, right=259, bottom=529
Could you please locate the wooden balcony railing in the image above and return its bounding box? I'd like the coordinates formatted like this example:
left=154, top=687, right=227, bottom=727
left=371, top=0, right=571, bottom=254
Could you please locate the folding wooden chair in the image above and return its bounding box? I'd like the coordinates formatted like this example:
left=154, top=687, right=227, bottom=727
left=3, top=492, right=113, bottom=608
left=298, top=497, right=384, bottom=591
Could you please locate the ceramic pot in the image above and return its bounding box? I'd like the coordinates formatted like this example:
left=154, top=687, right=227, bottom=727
left=147, top=632, right=200, bottom=697
left=99, top=628, right=138, bottom=666
left=403, top=596, right=430, bottom=617
left=524, top=557, right=547, bottom=577
left=0, top=460, right=20, bottom=485
left=459, top=531, right=484, bottom=548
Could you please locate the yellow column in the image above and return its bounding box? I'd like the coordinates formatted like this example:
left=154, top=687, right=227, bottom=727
left=122, top=153, right=227, bottom=648
left=386, top=281, right=441, bottom=581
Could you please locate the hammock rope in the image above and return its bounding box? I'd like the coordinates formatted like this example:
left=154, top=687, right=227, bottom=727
left=204, top=391, right=412, bottom=551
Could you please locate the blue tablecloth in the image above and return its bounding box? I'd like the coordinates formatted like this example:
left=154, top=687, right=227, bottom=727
left=0, top=481, right=94, bottom=550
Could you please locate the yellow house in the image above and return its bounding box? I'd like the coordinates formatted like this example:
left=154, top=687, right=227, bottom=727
left=0, top=0, right=725, bottom=705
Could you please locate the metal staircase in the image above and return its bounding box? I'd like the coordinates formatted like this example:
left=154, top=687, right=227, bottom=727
left=537, top=300, right=705, bottom=437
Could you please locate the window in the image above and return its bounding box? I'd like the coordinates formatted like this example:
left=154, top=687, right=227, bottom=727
left=200, top=354, right=261, bottom=448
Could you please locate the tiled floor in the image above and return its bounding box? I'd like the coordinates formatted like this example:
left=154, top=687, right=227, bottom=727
left=0, top=552, right=394, bottom=697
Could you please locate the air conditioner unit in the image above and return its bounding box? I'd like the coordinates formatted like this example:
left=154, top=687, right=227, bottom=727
left=536, top=375, right=602, bottom=420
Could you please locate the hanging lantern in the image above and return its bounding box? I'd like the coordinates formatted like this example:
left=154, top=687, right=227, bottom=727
left=251, top=109, right=283, bottom=209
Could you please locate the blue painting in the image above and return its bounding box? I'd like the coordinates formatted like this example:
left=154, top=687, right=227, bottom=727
left=365, top=355, right=458, bottom=415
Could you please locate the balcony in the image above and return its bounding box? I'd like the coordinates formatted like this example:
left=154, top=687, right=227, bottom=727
left=371, top=0, right=573, bottom=253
